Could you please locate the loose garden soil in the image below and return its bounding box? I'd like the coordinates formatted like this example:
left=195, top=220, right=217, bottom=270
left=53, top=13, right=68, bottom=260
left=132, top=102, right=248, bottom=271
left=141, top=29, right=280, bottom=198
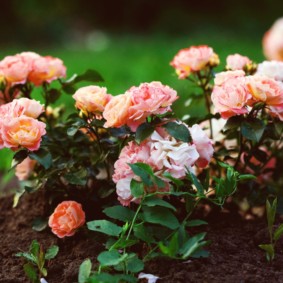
left=1, top=192, right=283, bottom=283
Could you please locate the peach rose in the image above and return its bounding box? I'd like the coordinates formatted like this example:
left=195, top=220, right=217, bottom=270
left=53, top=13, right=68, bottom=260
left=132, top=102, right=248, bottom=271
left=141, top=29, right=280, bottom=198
left=73, top=86, right=112, bottom=115
left=15, top=157, right=37, bottom=181
left=28, top=56, right=66, bottom=86
left=103, top=93, right=132, bottom=128
left=1, top=116, right=46, bottom=151
left=214, top=70, right=245, bottom=86
left=170, top=45, right=219, bottom=79
left=0, top=100, right=25, bottom=118
left=126, top=82, right=178, bottom=131
left=226, top=54, right=252, bottom=71
left=0, top=55, right=30, bottom=85
left=246, top=76, right=283, bottom=106
left=16, top=98, right=44, bottom=118
left=48, top=201, right=85, bottom=238
left=211, top=77, right=251, bottom=119
left=263, top=18, right=283, bottom=61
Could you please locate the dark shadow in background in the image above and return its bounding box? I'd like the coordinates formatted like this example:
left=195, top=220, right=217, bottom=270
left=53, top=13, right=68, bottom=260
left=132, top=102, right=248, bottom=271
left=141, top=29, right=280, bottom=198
left=1, top=0, right=281, bottom=47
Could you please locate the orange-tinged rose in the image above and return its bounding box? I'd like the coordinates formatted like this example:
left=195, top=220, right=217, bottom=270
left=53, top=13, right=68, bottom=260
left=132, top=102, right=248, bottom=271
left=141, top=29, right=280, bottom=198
left=73, top=85, right=112, bottom=115
left=16, top=98, right=44, bottom=119
left=1, top=116, right=46, bottom=151
left=48, top=201, right=86, bottom=238
left=103, top=93, right=132, bottom=128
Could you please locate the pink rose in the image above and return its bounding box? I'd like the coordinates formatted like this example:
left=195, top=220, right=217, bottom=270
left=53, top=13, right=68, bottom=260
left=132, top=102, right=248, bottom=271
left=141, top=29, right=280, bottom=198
left=1, top=116, right=46, bottom=151
left=189, top=124, right=214, bottom=168
left=0, top=100, right=25, bottom=118
left=0, top=55, right=30, bottom=85
left=28, top=56, right=66, bottom=86
left=246, top=76, right=283, bottom=106
left=73, top=86, right=112, bottom=115
left=170, top=45, right=219, bottom=79
left=211, top=77, right=251, bottom=119
left=149, top=131, right=199, bottom=178
left=16, top=98, right=44, bottom=118
left=48, top=201, right=85, bottom=238
left=269, top=105, right=283, bottom=120
left=15, top=157, right=37, bottom=181
left=126, top=82, right=178, bottom=131
left=103, top=93, right=132, bottom=128
left=226, top=54, right=252, bottom=71
left=263, top=18, right=283, bottom=61
left=116, top=177, right=134, bottom=206
left=214, top=70, right=245, bottom=86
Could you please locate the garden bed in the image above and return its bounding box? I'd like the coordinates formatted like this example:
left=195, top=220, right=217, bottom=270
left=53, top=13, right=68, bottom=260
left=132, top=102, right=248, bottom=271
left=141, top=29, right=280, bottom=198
left=1, top=193, right=282, bottom=283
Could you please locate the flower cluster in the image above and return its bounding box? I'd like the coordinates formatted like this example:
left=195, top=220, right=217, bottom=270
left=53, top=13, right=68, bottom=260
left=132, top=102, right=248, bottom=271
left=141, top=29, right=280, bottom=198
left=211, top=70, right=283, bottom=119
left=113, top=125, right=213, bottom=206
left=226, top=53, right=252, bottom=71
left=170, top=45, right=219, bottom=79
left=0, top=52, right=66, bottom=87
left=0, top=98, right=46, bottom=151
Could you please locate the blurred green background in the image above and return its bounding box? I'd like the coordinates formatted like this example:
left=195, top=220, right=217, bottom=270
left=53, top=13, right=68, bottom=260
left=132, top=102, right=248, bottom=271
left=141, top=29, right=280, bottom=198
left=0, top=0, right=281, bottom=186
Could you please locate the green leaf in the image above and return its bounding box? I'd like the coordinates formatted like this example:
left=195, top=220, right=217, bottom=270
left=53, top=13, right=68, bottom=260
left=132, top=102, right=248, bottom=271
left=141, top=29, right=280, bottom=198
left=142, top=206, right=179, bottom=230
left=126, top=254, right=144, bottom=273
left=186, top=171, right=204, bottom=196
left=179, top=232, right=208, bottom=259
left=64, top=168, right=88, bottom=186
left=237, top=174, right=256, bottom=181
left=103, top=206, right=135, bottom=222
left=128, top=163, right=154, bottom=186
left=159, top=232, right=179, bottom=257
left=143, top=196, right=176, bottom=211
left=130, top=179, right=144, bottom=198
left=274, top=224, right=283, bottom=242
left=186, top=219, right=208, bottom=227
left=32, top=217, right=48, bottom=232
left=163, top=172, right=184, bottom=187
left=47, top=88, right=61, bottom=103
left=87, top=273, right=137, bottom=283
left=30, top=240, right=40, bottom=258
left=135, top=122, right=154, bottom=144
left=259, top=244, right=274, bottom=261
left=163, top=122, right=192, bottom=142
left=133, top=224, right=155, bottom=243
left=241, top=119, right=265, bottom=142
left=13, top=150, right=28, bottom=166
left=67, top=126, right=79, bottom=136
left=15, top=252, right=36, bottom=264
left=73, top=69, right=104, bottom=84
left=29, top=149, right=52, bottom=170
left=45, top=245, right=59, bottom=260
left=266, top=198, right=277, bottom=234
left=23, top=263, right=38, bottom=282
left=97, top=250, right=127, bottom=266
left=78, top=259, right=92, bottom=283
left=87, top=220, right=122, bottom=236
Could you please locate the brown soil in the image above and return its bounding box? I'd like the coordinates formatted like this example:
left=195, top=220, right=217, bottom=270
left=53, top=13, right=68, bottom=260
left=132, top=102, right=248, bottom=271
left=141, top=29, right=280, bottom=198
left=1, top=193, right=283, bottom=283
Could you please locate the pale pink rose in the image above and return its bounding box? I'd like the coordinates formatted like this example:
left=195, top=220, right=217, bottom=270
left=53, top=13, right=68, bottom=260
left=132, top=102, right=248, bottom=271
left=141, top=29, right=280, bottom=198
left=112, top=141, right=152, bottom=183
left=15, top=98, right=44, bottom=118
left=48, top=201, right=85, bottom=238
left=28, top=56, right=66, bottom=86
left=226, top=54, right=252, bottom=71
left=126, top=82, right=178, bottom=131
left=189, top=124, right=214, bottom=168
left=256, top=61, right=283, bottom=81
left=15, top=157, right=37, bottom=181
left=19, top=52, right=41, bottom=68
left=263, top=18, right=283, bottom=61
left=269, top=105, right=283, bottom=120
left=211, top=77, right=251, bottom=119
left=103, top=93, right=132, bottom=128
left=214, top=70, right=245, bottom=86
left=149, top=131, right=199, bottom=178
left=116, top=177, right=134, bottom=206
left=246, top=76, right=283, bottom=106
left=1, top=116, right=46, bottom=151
left=0, top=55, right=30, bottom=85
left=73, top=86, right=112, bottom=115
left=170, top=45, right=218, bottom=79
left=0, top=100, right=25, bottom=118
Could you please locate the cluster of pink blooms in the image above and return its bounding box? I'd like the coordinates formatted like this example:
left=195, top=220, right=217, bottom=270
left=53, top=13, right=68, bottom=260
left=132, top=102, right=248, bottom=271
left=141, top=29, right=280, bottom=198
left=73, top=81, right=178, bottom=131
left=263, top=18, right=283, bottom=61
left=211, top=70, right=283, bottom=119
left=170, top=45, right=219, bottom=79
left=0, top=98, right=46, bottom=151
left=113, top=125, right=214, bottom=206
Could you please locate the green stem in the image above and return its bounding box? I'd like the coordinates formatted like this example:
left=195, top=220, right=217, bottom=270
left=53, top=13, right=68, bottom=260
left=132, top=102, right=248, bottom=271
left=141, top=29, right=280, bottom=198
left=126, top=201, right=143, bottom=241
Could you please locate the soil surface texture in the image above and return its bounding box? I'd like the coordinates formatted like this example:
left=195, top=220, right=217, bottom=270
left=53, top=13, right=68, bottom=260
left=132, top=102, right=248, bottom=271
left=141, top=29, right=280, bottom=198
left=1, top=193, right=283, bottom=283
